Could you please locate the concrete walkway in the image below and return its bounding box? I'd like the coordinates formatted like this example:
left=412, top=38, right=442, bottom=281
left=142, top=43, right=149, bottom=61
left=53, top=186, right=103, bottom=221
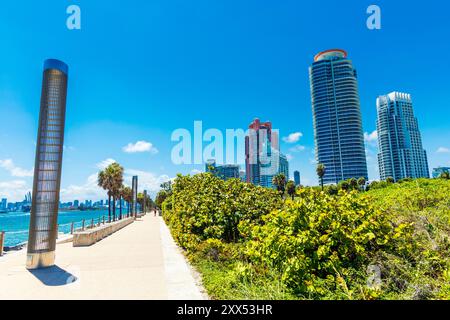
left=0, top=215, right=206, bottom=300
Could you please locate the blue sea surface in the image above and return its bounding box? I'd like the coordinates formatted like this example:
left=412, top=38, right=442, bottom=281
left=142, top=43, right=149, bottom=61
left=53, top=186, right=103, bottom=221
left=0, top=210, right=111, bottom=247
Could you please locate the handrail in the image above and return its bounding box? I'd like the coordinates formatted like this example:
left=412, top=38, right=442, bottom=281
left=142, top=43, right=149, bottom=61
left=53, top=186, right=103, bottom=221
left=0, top=231, right=4, bottom=256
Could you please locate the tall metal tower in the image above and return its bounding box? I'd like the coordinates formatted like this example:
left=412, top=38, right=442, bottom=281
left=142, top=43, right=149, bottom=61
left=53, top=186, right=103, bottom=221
left=26, top=59, right=69, bottom=269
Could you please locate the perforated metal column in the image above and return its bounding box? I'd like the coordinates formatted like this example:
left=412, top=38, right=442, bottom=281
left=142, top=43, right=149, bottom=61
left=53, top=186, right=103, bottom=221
left=132, top=176, right=138, bottom=217
left=143, top=190, right=147, bottom=213
left=26, top=59, right=68, bottom=269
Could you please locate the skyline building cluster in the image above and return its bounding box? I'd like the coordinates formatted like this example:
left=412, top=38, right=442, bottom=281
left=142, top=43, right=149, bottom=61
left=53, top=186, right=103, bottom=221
left=0, top=193, right=32, bottom=212
left=182, top=49, right=438, bottom=188
left=309, top=49, right=430, bottom=185
left=0, top=49, right=447, bottom=204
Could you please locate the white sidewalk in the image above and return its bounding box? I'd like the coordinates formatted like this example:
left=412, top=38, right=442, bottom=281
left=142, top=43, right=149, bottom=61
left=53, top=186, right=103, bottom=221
left=0, top=215, right=206, bottom=300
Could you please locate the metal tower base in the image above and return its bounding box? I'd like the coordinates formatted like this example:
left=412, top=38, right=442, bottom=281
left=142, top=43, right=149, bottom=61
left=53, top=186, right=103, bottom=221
left=26, top=251, right=55, bottom=270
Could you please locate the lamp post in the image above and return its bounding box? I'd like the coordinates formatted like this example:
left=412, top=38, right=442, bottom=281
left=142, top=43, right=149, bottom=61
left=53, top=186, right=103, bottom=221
left=143, top=190, right=147, bottom=214
left=26, top=59, right=69, bottom=270
left=132, top=176, right=138, bottom=217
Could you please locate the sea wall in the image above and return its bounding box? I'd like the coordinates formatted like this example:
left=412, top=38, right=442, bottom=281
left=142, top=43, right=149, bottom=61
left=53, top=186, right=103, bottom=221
left=73, top=217, right=134, bottom=247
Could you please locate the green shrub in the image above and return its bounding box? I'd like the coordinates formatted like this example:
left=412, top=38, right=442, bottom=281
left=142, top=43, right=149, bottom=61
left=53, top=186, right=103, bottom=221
left=243, top=188, right=409, bottom=298
left=163, top=175, right=450, bottom=300
left=163, top=173, right=282, bottom=250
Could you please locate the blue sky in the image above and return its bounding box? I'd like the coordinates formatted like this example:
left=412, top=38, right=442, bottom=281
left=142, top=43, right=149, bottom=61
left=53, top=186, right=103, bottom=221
left=1, top=0, right=449, bottom=202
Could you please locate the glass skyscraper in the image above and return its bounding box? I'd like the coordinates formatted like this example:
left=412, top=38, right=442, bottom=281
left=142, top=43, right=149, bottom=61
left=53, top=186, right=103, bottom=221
left=245, top=119, right=289, bottom=189
left=309, top=49, right=368, bottom=185
left=294, top=171, right=301, bottom=186
left=27, top=59, right=68, bottom=269
left=376, top=92, right=429, bottom=181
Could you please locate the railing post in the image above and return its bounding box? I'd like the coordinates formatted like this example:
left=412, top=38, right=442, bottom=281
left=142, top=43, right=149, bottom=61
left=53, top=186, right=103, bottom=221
left=103, top=216, right=105, bottom=224
left=82, top=219, right=85, bottom=231
left=0, top=231, right=5, bottom=256
left=91, top=219, right=94, bottom=229
left=70, top=222, right=74, bottom=235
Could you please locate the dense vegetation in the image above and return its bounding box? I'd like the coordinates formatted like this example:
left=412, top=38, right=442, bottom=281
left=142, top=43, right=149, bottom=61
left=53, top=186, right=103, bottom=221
left=162, top=174, right=450, bottom=300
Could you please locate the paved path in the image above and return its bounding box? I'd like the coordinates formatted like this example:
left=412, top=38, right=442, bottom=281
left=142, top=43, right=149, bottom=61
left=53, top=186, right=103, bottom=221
left=0, top=215, right=206, bottom=300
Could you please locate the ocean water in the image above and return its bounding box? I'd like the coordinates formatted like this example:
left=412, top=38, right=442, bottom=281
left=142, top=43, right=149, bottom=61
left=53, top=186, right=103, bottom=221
left=0, top=209, right=114, bottom=247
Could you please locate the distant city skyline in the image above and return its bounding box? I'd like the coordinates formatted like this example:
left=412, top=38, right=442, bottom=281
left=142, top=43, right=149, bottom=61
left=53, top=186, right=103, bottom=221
left=1, top=1, right=450, bottom=201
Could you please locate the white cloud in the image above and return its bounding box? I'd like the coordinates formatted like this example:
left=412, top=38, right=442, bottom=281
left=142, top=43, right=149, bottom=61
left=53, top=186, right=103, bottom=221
left=60, top=174, right=105, bottom=202
left=60, top=168, right=173, bottom=202
left=0, top=159, right=33, bottom=177
left=0, top=180, right=30, bottom=202
left=286, top=154, right=294, bottom=161
left=364, top=131, right=378, bottom=144
left=191, top=169, right=202, bottom=175
left=436, top=147, right=450, bottom=153
left=122, top=141, right=158, bottom=154
left=282, top=132, right=303, bottom=144
left=96, top=158, right=117, bottom=170
left=289, top=145, right=306, bottom=153
left=124, top=169, right=171, bottom=193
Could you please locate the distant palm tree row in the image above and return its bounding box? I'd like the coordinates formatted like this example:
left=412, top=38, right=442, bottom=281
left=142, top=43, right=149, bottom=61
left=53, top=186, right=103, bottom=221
left=97, top=162, right=153, bottom=222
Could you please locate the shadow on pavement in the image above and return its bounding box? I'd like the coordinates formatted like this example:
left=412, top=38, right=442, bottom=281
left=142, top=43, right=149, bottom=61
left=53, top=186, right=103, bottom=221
left=28, top=265, right=77, bottom=287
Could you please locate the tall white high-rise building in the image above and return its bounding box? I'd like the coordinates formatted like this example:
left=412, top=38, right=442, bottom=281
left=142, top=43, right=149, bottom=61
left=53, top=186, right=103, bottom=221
left=376, top=92, right=429, bottom=181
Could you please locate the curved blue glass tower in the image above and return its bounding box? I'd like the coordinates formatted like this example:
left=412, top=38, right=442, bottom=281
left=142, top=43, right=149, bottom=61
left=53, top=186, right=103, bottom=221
left=309, top=49, right=368, bottom=185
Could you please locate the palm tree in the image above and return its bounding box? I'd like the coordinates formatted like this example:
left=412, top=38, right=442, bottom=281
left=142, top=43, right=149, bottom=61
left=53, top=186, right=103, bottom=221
left=357, top=177, right=366, bottom=191
left=272, top=174, right=287, bottom=198
left=339, top=180, right=350, bottom=191
left=286, top=180, right=296, bottom=200
left=440, top=171, right=450, bottom=180
left=137, top=193, right=143, bottom=213
left=349, top=178, right=358, bottom=190
left=316, top=164, right=326, bottom=191
left=118, top=185, right=125, bottom=220
left=110, top=163, right=124, bottom=221
left=122, top=186, right=132, bottom=215
left=386, top=177, right=395, bottom=184
left=98, top=170, right=113, bottom=222
left=98, top=162, right=124, bottom=222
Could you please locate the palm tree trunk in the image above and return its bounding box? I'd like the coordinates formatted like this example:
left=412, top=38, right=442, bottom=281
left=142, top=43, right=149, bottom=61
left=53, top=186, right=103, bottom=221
left=321, top=178, right=324, bottom=191
left=119, top=196, right=122, bottom=220
left=113, top=196, right=116, bottom=221
left=108, top=193, right=111, bottom=222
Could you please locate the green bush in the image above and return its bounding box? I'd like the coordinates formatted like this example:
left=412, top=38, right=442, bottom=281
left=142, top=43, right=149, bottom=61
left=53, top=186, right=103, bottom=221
left=243, top=188, right=412, bottom=299
left=163, top=173, right=282, bottom=250
left=162, top=175, right=450, bottom=300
